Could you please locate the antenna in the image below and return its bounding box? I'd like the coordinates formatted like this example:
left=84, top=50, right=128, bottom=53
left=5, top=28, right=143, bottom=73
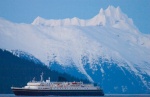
left=32, top=77, right=35, bottom=82
left=40, top=72, right=44, bottom=82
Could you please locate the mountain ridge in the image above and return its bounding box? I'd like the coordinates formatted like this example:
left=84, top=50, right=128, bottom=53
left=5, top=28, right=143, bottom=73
left=32, top=6, right=138, bottom=33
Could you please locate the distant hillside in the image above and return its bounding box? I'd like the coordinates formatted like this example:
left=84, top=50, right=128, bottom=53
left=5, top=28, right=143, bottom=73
left=0, top=49, right=88, bottom=93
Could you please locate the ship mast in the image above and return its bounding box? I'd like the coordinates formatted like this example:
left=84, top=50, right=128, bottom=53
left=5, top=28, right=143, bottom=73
left=40, top=72, right=44, bottom=82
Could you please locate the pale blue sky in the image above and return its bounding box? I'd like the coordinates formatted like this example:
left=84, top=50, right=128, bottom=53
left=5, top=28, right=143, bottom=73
left=0, top=0, right=150, bottom=34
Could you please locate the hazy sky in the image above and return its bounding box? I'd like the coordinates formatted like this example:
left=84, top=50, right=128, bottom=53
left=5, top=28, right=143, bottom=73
left=0, top=0, right=150, bottom=34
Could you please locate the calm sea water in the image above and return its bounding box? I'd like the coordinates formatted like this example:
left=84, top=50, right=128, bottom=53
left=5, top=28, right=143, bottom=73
left=0, top=94, right=150, bottom=97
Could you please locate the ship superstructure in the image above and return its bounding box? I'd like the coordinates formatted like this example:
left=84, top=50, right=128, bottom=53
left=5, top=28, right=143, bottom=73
left=11, top=73, right=104, bottom=96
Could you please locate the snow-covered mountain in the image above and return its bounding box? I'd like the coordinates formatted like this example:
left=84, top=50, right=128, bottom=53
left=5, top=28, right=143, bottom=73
left=32, top=6, right=138, bottom=33
left=0, top=6, right=150, bottom=93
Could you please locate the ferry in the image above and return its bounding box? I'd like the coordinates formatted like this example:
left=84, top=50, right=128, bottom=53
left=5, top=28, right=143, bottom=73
left=11, top=73, right=104, bottom=96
